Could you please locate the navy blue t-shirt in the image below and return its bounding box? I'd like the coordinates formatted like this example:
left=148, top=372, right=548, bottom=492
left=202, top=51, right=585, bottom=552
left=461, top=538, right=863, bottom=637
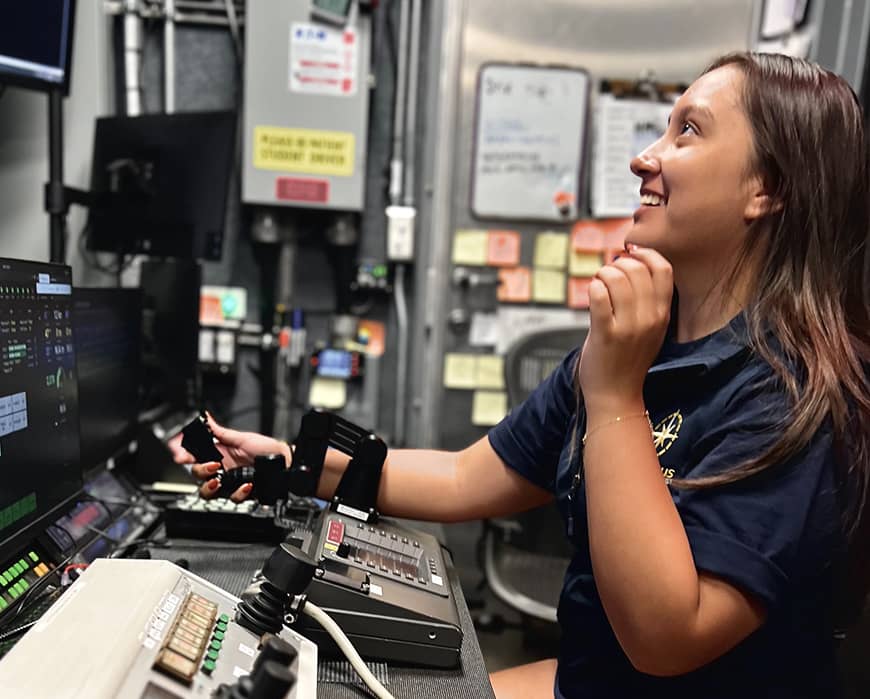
left=488, top=313, right=843, bottom=698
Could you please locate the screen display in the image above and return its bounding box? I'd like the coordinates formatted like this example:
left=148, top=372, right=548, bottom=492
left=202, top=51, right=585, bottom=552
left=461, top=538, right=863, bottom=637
left=73, top=288, right=141, bottom=471
left=0, top=1, right=75, bottom=93
left=0, top=258, right=81, bottom=550
left=316, top=349, right=353, bottom=379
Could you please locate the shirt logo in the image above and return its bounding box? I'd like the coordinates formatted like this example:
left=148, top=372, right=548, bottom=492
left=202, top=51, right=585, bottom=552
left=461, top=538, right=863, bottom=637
left=652, top=410, right=683, bottom=457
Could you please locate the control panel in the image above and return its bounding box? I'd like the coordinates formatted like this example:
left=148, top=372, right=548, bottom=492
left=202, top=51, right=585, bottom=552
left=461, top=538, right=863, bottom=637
left=319, top=514, right=448, bottom=597
left=0, top=558, right=317, bottom=698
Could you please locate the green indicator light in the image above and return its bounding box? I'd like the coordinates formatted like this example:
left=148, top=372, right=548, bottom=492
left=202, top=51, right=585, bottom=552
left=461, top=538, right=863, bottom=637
left=207, top=649, right=219, bottom=661
left=0, top=597, right=7, bottom=610
left=9, top=587, right=19, bottom=599
left=28, top=552, right=38, bottom=562
left=19, top=579, right=29, bottom=590
left=218, top=614, right=229, bottom=623
left=216, top=622, right=228, bottom=633
left=13, top=563, right=22, bottom=576
left=213, top=630, right=225, bottom=641
left=210, top=639, right=221, bottom=651
left=18, top=559, right=28, bottom=570
left=202, top=659, right=216, bottom=673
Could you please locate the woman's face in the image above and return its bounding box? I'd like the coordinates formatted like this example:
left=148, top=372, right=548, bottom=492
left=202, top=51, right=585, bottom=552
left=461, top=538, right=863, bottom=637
left=627, top=65, right=763, bottom=270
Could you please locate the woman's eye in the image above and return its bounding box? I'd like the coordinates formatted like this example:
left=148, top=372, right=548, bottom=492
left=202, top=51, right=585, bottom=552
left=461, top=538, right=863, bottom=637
left=678, top=122, right=697, bottom=136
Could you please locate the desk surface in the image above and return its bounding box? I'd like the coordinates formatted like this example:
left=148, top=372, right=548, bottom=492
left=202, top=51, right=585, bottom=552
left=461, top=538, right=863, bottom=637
left=148, top=533, right=496, bottom=699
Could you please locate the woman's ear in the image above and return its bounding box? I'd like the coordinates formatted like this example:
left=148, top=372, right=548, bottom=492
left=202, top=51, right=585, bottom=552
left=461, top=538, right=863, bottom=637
left=744, top=175, right=783, bottom=221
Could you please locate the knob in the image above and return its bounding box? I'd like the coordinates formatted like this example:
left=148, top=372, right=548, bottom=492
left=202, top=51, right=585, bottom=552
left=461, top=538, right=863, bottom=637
left=249, top=660, right=296, bottom=699
left=336, top=542, right=350, bottom=558
left=252, top=634, right=298, bottom=677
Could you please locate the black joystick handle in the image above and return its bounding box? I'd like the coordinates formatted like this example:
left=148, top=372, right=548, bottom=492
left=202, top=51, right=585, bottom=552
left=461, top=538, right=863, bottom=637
left=250, top=661, right=297, bottom=699
left=252, top=634, right=298, bottom=676
left=235, top=544, right=319, bottom=637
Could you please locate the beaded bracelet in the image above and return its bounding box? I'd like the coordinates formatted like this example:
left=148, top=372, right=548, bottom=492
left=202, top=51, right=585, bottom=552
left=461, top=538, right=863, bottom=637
left=582, top=410, right=651, bottom=447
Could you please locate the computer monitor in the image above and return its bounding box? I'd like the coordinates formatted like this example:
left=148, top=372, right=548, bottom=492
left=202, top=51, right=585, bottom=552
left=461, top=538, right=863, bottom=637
left=0, top=1, right=76, bottom=95
left=85, top=111, right=237, bottom=261
left=73, top=287, right=142, bottom=473
left=0, top=258, right=81, bottom=560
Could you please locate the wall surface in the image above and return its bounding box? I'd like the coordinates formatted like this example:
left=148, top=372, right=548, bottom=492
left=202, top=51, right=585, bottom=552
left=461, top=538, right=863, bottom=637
left=0, top=4, right=112, bottom=281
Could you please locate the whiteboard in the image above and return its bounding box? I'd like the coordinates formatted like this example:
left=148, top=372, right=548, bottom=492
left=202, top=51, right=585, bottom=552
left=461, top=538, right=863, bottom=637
left=471, top=64, right=589, bottom=221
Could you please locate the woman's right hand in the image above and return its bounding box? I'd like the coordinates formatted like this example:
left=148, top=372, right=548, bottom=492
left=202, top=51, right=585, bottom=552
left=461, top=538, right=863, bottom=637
left=167, top=413, right=291, bottom=501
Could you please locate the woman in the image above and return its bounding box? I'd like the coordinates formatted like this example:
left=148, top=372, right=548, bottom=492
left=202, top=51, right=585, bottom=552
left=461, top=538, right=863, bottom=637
left=173, top=52, right=870, bottom=698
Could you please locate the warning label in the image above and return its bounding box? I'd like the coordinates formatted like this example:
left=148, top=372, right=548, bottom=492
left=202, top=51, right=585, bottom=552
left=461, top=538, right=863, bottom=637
left=253, top=126, right=355, bottom=177
left=289, top=22, right=358, bottom=97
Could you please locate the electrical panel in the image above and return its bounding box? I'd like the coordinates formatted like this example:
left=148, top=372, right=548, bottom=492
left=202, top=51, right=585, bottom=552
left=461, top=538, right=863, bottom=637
left=242, top=0, right=371, bottom=211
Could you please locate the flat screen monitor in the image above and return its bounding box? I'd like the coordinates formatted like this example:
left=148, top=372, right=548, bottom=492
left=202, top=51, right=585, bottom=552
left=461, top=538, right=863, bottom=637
left=73, top=287, right=142, bottom=472
left=0, top=258, right=81, bottom=558
left=0, top=1, right=76, bottom=95
left=86, top=111, right=237, bottom=261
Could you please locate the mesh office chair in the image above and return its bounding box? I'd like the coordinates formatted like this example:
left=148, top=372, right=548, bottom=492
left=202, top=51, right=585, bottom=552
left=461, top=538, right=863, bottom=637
left=483, top=325, right=588, bottom=623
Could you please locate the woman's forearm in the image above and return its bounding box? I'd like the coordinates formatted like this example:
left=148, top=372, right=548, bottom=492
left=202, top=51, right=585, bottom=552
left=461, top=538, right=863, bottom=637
left=582, top=399, right=702, bottom=670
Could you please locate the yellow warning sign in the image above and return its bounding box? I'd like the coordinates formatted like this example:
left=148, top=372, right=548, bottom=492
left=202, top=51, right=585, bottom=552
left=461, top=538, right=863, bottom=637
left=253, top=126, right=355, bottom=176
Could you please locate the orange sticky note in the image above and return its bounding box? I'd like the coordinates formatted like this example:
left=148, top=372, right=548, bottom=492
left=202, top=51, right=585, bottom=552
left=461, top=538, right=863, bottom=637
left=571, top=222, right=606, bottom=252
left=487, top=230, right=521, bottom=267
left=571, top=218, right=633, bottom=252
left=568, top=278, right=593, bottom=309
left=497, top=267, right=532, bottom=303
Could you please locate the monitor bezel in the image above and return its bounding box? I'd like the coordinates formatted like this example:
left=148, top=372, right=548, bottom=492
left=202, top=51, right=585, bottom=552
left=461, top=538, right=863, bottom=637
left=0, top=0, right=77, bottom=96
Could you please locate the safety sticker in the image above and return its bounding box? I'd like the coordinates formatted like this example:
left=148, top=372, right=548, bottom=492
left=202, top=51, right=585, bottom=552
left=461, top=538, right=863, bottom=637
left=254, top=126, right=355, bottom=177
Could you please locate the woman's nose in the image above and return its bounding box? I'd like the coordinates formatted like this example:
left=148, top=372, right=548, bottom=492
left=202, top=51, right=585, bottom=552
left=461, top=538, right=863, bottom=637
left=630, top=149, right=660, bottom=178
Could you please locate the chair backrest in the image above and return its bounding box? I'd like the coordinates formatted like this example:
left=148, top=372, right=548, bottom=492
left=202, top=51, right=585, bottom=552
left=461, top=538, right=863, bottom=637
left=504, top=326, right=588, bottom=408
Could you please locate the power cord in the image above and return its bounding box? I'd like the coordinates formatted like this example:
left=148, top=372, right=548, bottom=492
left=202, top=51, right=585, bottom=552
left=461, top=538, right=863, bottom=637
left=303, top=602, right=395, bottom=699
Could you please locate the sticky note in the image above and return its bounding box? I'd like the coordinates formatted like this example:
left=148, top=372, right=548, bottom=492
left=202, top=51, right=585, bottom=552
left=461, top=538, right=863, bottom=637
left=533, top=269, right=567, bottom=304
left=487, top=230, right=521, bottom=267
left=568, top=278, right=592, bottom=309
left=569, top=251, right=603, bottom=277
left=471, top=391, right=508, bottom=426
left=497, top=267, right=532, bottom=303
left=452, top=229, right=488, bottom=266
left=534, top=232, right=569, bottom=269
left=476, top=355, right=505, bottom=389
left=309, top=377, right=347, bottom=409
left=571, top=222, right=606, bottom=252
left=444, top=353, right=477, bottom=389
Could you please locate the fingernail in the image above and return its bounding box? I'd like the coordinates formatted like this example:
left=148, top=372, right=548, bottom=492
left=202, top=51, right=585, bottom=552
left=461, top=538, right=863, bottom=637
left=206, top=462, right=221, bottom=473
left=241, top=483, right=253, bottom=494
left=207, top=478, right=220, bottom=491
left=627, top=243, right=639, bottom=252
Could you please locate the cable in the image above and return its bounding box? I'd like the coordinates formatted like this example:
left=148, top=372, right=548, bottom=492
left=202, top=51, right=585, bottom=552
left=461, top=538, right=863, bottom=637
left=224, top=0, right=242, bottom=65
left=302, top=602, right=395, bottom=699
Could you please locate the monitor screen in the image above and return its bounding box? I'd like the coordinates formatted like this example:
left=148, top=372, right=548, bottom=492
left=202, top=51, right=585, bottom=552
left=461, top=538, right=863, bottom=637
left=0, top=258, right=81, bottom=554
left=0, top=1, right=76, bottom=94
left=86, top=111, right=237, bottom=261
left=73, top=287, right=142, bottom=471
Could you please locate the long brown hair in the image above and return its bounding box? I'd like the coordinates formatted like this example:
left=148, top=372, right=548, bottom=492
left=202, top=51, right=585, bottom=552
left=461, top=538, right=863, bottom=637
left=671, top=52, right=870, bottom=620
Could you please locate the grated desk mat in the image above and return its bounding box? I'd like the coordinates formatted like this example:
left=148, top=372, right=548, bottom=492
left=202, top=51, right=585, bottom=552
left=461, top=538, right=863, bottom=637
left=318, top=660, right=390, bottom=685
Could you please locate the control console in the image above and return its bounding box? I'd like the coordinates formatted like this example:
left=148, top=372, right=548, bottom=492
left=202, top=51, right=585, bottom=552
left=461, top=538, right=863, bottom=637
left=0, top=558, right=317, bottom=698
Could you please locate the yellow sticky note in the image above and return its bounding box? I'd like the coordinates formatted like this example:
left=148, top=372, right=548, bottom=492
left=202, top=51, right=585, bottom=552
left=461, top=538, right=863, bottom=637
left=476, top=355, right=505, bottom=389
left=444, top=353, right=478, bottom=389
left=452, top=229, right=489, bottom=266
left=309, top=377, right=347, bottom=409
left=533, top=269, right=567, bottom=304
left=471, top=391, right=508, bottom=426
left=534, top=232, right=569, bottom=269
left=569, top=250, right=603, bottom=277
